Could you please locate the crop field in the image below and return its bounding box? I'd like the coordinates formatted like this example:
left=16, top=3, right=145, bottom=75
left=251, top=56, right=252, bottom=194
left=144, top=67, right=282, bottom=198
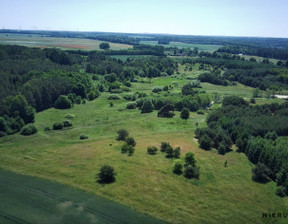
left=1, top=74, right=287, bottom=224
left=0, top=170, right=165, bottom=224
left=0, top=33, right=133, bottom=50
left=140, top=40, right=222, bottom=52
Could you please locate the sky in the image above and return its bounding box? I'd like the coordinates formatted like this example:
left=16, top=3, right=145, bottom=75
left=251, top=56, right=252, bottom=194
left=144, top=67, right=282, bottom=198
left=1, top=0, right=288, bottom=38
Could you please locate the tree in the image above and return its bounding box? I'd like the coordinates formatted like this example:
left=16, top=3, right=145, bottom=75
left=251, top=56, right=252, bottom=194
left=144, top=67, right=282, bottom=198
left=160, top=142, right=171, bottom=152
left=97, top=165, right=116, bottom=183
left=165, top=146, right=174, bottom=158
left=0, top=117, right=7, bottom=133
left=185, top=152, right=196, bottom=167
left=180, top=107, right=190, bottom=119
left=252, top=163, right=271, bottom=183
left=158, top=104, right=175, bottom=118
left=184, top=165, right=200, bottom=179
left=54, top=95, right=72, bottom=109
left=174, top=147, right=181, bottom=158
left=20, top=124, right=38, bottom=136
left=198, top=134, right=212, bottom=150
left=87, top=90, right=99, bottom=101
left=181, top=83, right=196, bottom=96
left=173, top=162, right=183, bottom=175
left=99, top=43, right=110, bottom=50
left=147, top=146, right=158, bottom=155
left=117, top=129, right=129, bottom=141
left=141, top=99, right=154, bottom=113
left=125, top=137, right=136, bottom=147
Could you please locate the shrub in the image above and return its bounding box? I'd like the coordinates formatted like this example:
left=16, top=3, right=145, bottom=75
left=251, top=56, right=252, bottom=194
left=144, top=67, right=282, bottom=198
left=125, top=137, right=136, bottom=147
left=276, top=186, right=286, bottom=198
left=250, top=98, right=256, bottom=104
left=97, top=165, right=116, bottom=184
left=0, top=117, right=7, bottom=133
left=82, top=99, right=86, bottom=104
left=65, top=114, right=75, bottom=119
left=62, top=120, right=72, bottom=127
left=173, top=162, right=183, bottom=175
left=80, top=134, right=88, bottom=140
left=117, top=129, right=129, bottom=141
left=53, top=122, right=63, bottom=130
left=152, top=86, right=163, bottom=93
left=109, top=102, right=114, bottom=107
left=165, top=145, right=174, bottom=158
left=107, top=94, right=121, bottom=100
left=252, top=163, right=271, bottom=183
left=198, top=134, right=212, bottom=150
left=123, top=94, right=136, bottom=101
left=126, top=102, right=137, bottom=109
left=180, top=107, right=190, bottom=119
left=55, top=95, right=72, bottom=109
left=87, top=90, right=99, bottom=101
left=141, top=99, right=154, bottom=113
left=75, top=96, right=82, bottom=104
left=20, top=124, right=38, bottom=136
left=196, top=110, right=204, bottom=115
left=0, top=131, right=7, bottom=137
left=174, top=147, right=181, bottom=158
left=128, top=146, right=135, bottom=156
left=44, top=127, right=51, bottom=131
left=158, top=104, right=175, bottom=118
left=147, top=146, right=158, bottom=155
left=121, top=143, right=129, bottom=153
left=160, top=142, right=171, bottom=152
left=184, top=165, right=200, bottom=179
left=185, top=152, right=196, bottom=167
left=163, top=86, right=169, bottom=91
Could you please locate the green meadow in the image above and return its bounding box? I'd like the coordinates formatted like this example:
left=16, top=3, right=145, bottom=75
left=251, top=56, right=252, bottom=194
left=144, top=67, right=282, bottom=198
left=1, top=73, right=287, bottom=224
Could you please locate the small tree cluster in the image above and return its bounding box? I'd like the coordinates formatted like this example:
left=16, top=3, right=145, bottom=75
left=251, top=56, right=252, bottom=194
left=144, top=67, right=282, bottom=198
left=117, top=129, right=136, bottom=156
left=160, top=142, right=181, bottom=158
left=20, top=124, right=38, bottom=136
left=147, top=146, right=158, bottom=155
left=183, top=152, right=200, bottom=179
left=52, top=120, right=73, bottom=130
left=121, top=143, right=135, bottom=156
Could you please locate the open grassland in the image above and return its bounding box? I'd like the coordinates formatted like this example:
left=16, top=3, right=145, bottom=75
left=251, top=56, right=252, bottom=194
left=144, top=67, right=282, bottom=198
left=140, top=40, right=222, bottom=52
left=0, top=33, right=133, bottom=50
left=0, top=76, right=287, bottom=224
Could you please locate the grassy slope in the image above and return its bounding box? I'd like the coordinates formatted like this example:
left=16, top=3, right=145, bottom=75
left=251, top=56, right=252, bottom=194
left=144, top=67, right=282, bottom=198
left=0, top=69, right=287, bottom=224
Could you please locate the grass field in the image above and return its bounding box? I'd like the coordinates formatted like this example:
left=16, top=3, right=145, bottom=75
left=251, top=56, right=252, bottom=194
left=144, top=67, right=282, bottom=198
left=0, top=75, right=287, bottom=224
left=0, top=33, right=133, bottom=50
left=0, top=170, right=165, bottom=224
left=140, top=41, right=222, bottom=52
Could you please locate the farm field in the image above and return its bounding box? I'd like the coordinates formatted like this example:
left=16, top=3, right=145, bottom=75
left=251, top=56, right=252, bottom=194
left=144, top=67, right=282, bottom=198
left=140, top=40, right=222, bottom=52
left=1, top=75, right=287, bottom=224
left=0, top=33, right=133, bottom=50
left=0, top=170, right=165, bottom=224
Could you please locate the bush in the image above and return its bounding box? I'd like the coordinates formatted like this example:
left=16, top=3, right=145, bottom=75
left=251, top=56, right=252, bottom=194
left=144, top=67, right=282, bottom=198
left=158, top=104, right=175, bottom=118
left=88, top=90, right=100, bottom=101
left=250, top=98, right=256, bottom=104
left=180, top=107, right=190, bottom=119
left=126, top=102, right=137, bottom=109
left=165, top=145, right=174, bottom=158
left=75, top=96, right=82, bottom=104
left=174, top=147, right=181, bottom=158
left=0, top=131, right=7, bottom=137
left=62, top=120, right=72, bottom=127
left=128, top=146, right=135, bottom=156
left=117, top=129, right=129, bottom=141
left=185, top=152, right=196, bottom=167
left=125, top=137, right=136, bottom=147
left=97, top=165, right=116, bottom=184
left=55, top=95, right=72, bottom=109
left=141, top=99, right=154, bottom=113
left=20, top=124, right=38, bottom=136
left=276, top=186, right=286, bottom=197
left=121, top=143, right=130, bottom=153
left=82, top=99, right=86, bottom=104
left=65, top=114, right=75, bottom=119
left=80, top=134, right=88, bottom=140
left=152, top=86, right=163, bottom=93
left=0, top=117, right=7, bottom=133
left=196, top=110, right=204, bottom=115
left=252, top=163, right=271, bottom=183
left=107, top=94, right=121, bottom=100
left=44, top=127, right=51, bottom=131
left=173, top=162, right=183, bottom=175
left=53, top=122, right=63, bottom=130
left=198, top=134, right=212, bottom=150
left=160, top=142, right=171, bottom=152
left=123, top=94, right=136, bottom=101
left=147, top=146, right=158, bottom=155
left=184, top=165, right=200, bottom=179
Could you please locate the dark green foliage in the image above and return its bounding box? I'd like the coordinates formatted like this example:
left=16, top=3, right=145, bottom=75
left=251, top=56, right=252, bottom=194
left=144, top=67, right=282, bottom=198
left=44, top=127, right=51, bottom=131
left=125, top=137, right=136, bottom=147
left=109, top=102, right=113, bottom=107
left=198, top=134, right=212, bottom=151
left=75, top=96, right=82, bottom=104
left=126, top=102, right=137, bottom=109
left=174, top=147, right=181, bottom=158
left=185, top=152, right=196, bottom=167
left=218, top=143, right=227, bottom=155
left=181, top=82, right=196, bottom=96
left=198, top=72, right=228, bottom=86
left=65, top=114, right=75, bottom=119
left=264, top=131, right=278, bottom=141
left=252, top=163, right=272, bottom=183
left=99, top=43, right=110, bottom=50
left=180, top=107, right=190, bottom=119
left=147, top=146, right=158, bottom=155
left=117, top=129, right=129, bottom=141
left=165, top=146, right=174, bottom=158
left=128, top=146, right=135, bottom=156
left=250, top=98, right=256, bottom=104
left=73, top=83, right=87, bottom=99
left=152, top=86, right=163, bottom=93
left=97, top=165, right=116, bottom=184
left=222, top=96, right=247, bottom=107
left=54, top=95, right=72, bottom=109
left=20, top=124, right=38, bottom=136
left=158, top=104, right=175, bottom=118
left=276, top=186, right=286, bottom=197
left=141, top=99, right=154, bottom=113
left=123, top=94, right=136, bottom=101
left=53, top=122, right=63, bottom=130
left=105, top=73, right=117, bottom=83
left=173, top=162, right=183, bottom=175
left=0, top=131, right=6, bottom=137
left=0, top=117, right=7, bottom=133
left=163, top=86, right=169, bottom=91
left=121, top=143, right=129, bottom=153
left=107, top=94, right=121, bottom=100
left=82, top=99, right=86, bottom=104
left=67, top=93, right=76, bottom=104
left=87, top=90, right=99, bottom=101
left=160, top=142, right=171, bottom=152
left=80, top=134, right=88, bottom=140
left=62, top=120, right=72, bottom=127
left=184, top=165, right=200, bottom=179
left=196, top=110, right=204, bottom=115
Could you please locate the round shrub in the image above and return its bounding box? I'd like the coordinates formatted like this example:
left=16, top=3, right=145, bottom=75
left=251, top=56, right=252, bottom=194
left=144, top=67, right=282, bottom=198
left=107, top=94, right=121, bottom=100
left=20, top=124, right=38, bottom=136
left=0, top=131, right=7, bottom=138
left=173, top=162, right=183, bottom=175
left=63, top=120, right=72, bottom=127
left=55, top=95, right=72, bottom=109
left=44, top=127, right=51, bottom=131
left=126, top=102, right=137, bottom=109
left=123, top=94, right=136, bottom=101
left=125, top=137, right=136, bottom=147
left=97, top=165, right=116, bottom=184
left=184, top=165, right=200, bottom=179
left=80, top=134, right=88, bottom=140
left=152, top=86, right=163, bottom=93
left=116, top=129, right=129, bottom=141
left=53, top=122, right=63, bottom=130
left=147, top=146, right=158, bottom=155
left=197, top=110, right=204, bottom=115
left=276, top=186, right=286, bottom=198
left=180, top=107, right=190, bottom=119
left=65, top=114, right=75, bottom=119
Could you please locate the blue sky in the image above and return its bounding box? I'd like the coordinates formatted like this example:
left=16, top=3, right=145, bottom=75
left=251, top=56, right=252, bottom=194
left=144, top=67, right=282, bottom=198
left=1, top=0, right=287, bottom=37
